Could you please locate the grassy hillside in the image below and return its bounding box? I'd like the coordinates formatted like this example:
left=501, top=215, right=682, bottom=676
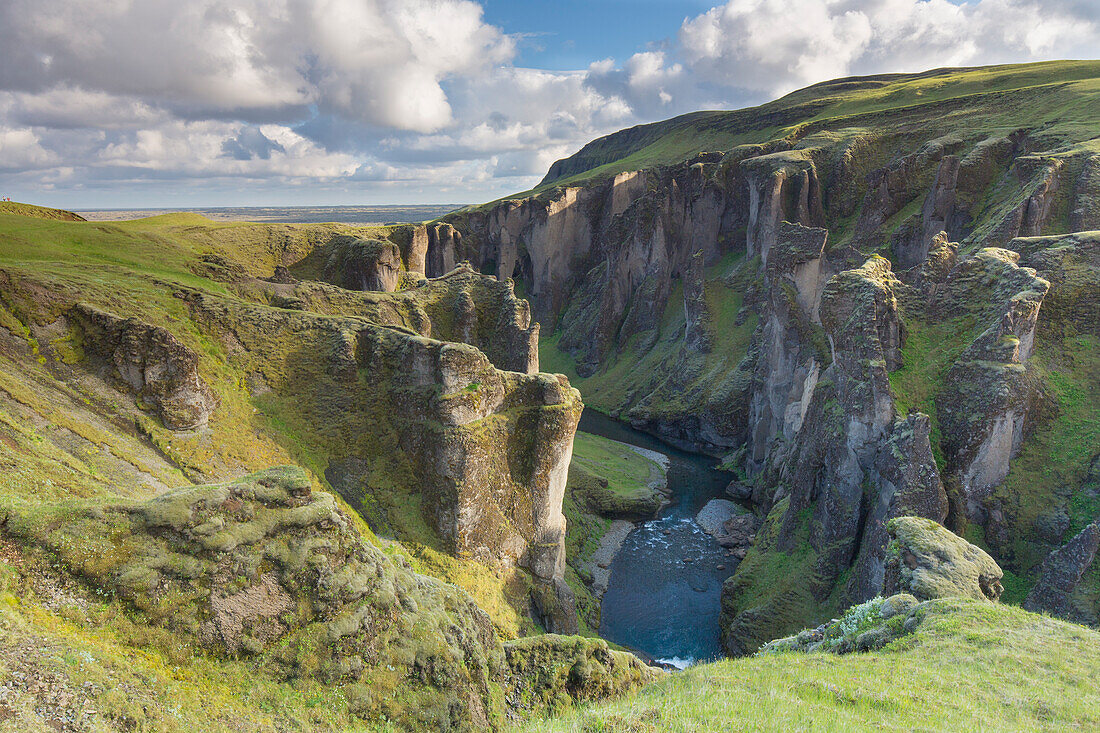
left=516, top=599, right=1100, bottom=732
left=0, top=201, right=86, bottom=221
left=527, top=60, right=1100, bottom=195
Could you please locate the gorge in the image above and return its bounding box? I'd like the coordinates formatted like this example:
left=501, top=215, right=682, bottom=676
left=0, top=60, right=1099, bottom=730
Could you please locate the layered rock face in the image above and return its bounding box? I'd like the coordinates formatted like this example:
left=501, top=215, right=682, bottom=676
left=448, top=116, right=1100, bottom=457
left=457, top=155, right=731, bottom=378
left=71, top=303, right=218, bottom=430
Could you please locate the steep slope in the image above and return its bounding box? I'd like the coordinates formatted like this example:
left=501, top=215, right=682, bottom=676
left=441, top=61, right=1100, bottom=651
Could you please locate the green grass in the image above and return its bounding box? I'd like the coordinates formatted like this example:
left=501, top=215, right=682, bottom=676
left=0, top=573, right=390, bottom=731
left=0, top=201, right=85, bottom=221
left=571, top=432, right=665, bottom=501
left=888, top=314, right=983, bottom=471
left=514, top=599, right=1100, bottom=732
left=472, top=60, right=1100, bottom=205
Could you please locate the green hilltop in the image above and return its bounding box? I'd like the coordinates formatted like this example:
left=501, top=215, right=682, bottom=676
left=529, top=60, right=1100, bottom=193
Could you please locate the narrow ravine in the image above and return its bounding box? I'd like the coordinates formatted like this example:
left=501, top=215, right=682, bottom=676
left=578, top=410, right=736, bottom=668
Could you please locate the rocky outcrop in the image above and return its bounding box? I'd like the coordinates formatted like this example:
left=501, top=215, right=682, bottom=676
left=4, top=467, right=508, bottom=730
left=189, top=276, right=581, bottom=632
left=745, top=221, right=829, bottom=469
left=696, top=499, right=759, bottom=550
left=882, top=517, right=1004, bottom=602
left=426, top=223, right=461, bottom=278
left=742, top=151, right=823, bottom=263
left=394, top=223, right=462, bottom=278
left=721, top=256, right=949, bottom=655
left=1023, top=523, right=1100, bottom=624
left=683, top=249, right=712, bottom=353
left=937, top=249, right=1049, bottom=522
left=458, top=154, right=731, bottom=376
left=1071, top=155, right=1100, bottom=231
left=845, top=413, right=949, bottom=603
left=978, top=157, right=1064, bottom=247
left=321, top=236, right=403, bottom=292
left=501, top=635, right=661, bottom=721
left=1012, top=231, right=1100, bottom=337
left=425, top=266, right=540, bottom=374
left=70, top=303, right=218, bottom=430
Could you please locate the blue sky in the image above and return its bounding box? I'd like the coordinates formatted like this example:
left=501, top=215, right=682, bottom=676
left=0, top=0, right=1097, bottom=208
left=483, top=1, right=715, bottom=69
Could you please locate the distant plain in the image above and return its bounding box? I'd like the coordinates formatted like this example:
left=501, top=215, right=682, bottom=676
left=76, top=204, right=464, bottom=225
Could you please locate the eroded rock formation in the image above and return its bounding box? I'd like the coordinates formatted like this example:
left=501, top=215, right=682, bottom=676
left=321, top=236, right=403, bottom=292
left=1024, top=523, right=1100, bottom=624
left=71, top=303, right=218, bottom=430
left=188, top=272, right=580, bottom=632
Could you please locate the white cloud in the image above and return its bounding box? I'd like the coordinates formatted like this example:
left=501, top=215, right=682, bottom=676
left=680, top=0, right=1098, bottom=97
left=0, top=0, right=513, bottom=132
left=0, top=127, right=58, bottom=171
left=0, top=0, right=1097, bottom=205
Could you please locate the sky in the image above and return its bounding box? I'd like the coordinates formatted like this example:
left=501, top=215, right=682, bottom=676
left=1, top=0, right=1098, bottom=209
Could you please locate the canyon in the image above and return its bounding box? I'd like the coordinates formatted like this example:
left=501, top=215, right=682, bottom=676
left=0, top=60, right=1099, bottom=730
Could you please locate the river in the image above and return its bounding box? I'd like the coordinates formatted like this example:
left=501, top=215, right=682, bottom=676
left=578, top=410, right=737, bottom=668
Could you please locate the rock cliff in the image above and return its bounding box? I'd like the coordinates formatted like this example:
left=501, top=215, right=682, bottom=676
left=440, top=63, right=1100, bottom=648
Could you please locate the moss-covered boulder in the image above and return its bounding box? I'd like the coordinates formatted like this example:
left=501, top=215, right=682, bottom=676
left=502, top=634, right=661, bottom=721
left=883, top=517, right=1004, bottom=602
left=2, top=466, right=510, bottom=730
left=321, top=235, right=403, bottom=292
left=760, top=593, right=923, bottom=655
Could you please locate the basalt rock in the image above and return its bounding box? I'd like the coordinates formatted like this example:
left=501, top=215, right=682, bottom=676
left=742, top=151, right=824, bottom=263
left=696, top=499, right=760, bottom=550
left=683, top=249, right=712, bottom=353
left=1012, top=231, right=1100, bottom=337
left=845, top=413, right=949, bottom=604
left=321, top=236, right=403, bottom=292
left=883, top=517, right=1004, bottom=602
left=722, top=256, right=931, bottom=654
left=937, top=249, right=1049, bottom=522
left=70, top=303, right=218, bottom=431
left=744, top=221, right=830, bottom=471
left=1023, top=523, right=1100, bottom=625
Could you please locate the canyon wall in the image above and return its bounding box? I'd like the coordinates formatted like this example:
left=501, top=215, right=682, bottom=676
left=443, top=114, right=1100, bottom=648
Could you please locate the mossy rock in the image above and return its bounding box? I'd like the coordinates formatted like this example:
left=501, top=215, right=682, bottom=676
left=884, top=517, right=1004, bottom=602
left=3, top=466, right=510, bottom=731
left=502, top=634, right=662, bottom=721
